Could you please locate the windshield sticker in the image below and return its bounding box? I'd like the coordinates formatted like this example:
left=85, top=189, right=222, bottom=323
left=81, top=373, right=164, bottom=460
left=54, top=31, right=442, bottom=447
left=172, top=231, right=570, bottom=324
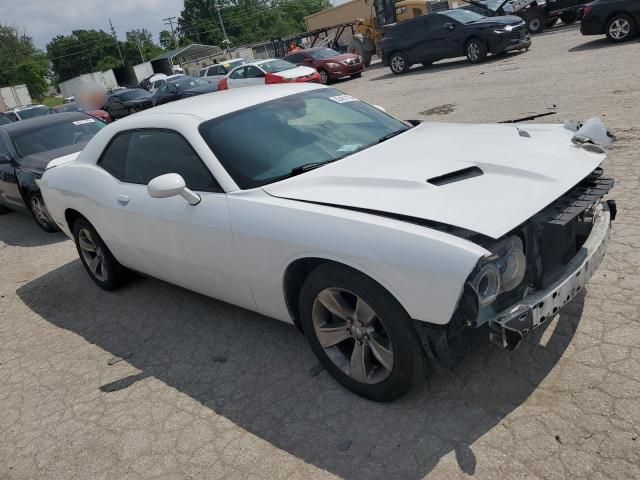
left=330, top=94, right=358, bottom=104
left=337, top=144, right=362, bottom=153
left=73, top=119, right=95, bottom=125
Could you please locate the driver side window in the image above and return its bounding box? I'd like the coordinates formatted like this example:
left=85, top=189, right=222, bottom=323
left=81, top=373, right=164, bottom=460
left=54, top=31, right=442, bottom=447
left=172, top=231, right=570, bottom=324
left=245, top=66, right=264, bottom=78
left=98, top=130, right=221, bottom=192
left=230, top=67, right=246, bottom=79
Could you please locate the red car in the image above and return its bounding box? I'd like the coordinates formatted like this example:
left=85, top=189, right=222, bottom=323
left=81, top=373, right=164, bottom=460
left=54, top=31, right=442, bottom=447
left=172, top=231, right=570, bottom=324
left=283, top=47, right=364, bottom=84
left=48, top=102, right=112, bottom=123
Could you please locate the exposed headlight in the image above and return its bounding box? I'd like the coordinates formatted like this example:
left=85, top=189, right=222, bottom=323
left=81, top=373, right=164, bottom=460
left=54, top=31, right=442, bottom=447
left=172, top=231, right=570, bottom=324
left=469, top=235, right=526, bottom=307
left=494, top=24, right=514, bottom=33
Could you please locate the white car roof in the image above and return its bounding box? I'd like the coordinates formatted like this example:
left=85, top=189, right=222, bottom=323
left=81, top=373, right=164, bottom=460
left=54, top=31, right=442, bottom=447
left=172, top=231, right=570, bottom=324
left=132, top=83, right=325, bottom=122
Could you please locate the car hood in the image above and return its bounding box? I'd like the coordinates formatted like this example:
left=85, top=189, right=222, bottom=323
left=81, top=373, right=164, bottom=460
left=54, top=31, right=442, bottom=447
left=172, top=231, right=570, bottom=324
left=19, top=143, right=87, bottom=174
left=183, top=83, right=217, bottom=95
left=263, top=122, right=607, bottom=239
left=470, top=15, right=525, bottom=26
left=123, top=97, right=152, bottom=105
left=317, top=53, right=359, bottom=63
left=278, top=66, right=317, bottom=78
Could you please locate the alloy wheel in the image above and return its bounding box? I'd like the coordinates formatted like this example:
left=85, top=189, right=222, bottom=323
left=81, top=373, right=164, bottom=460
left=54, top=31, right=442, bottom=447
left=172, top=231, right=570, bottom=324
left=609, top=19, right=631, bottom=40
left=391, top=55, right=405, bottom=73
left=467, top=42, right=480, bottom=61
left=312, top=287, right=394, bottom=384
left=30, top=196, right=51, bottom=227
left=319, top=70, right=329, bottom=84
left=78, top=228, right=108, bottom=281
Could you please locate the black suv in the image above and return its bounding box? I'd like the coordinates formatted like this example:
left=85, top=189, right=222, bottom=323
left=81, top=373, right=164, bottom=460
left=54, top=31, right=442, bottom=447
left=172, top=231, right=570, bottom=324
left=464, top=0, right=589, bottom=34
left=381, top=9, right=530, bottom=74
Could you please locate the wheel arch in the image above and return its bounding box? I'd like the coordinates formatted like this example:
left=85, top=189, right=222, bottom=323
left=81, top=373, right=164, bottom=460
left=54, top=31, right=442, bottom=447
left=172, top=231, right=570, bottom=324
left=282, top=256, right=412, bottom=332
left=64, top=208, right=88, bottom=233
left=605, top=10, right=637, bottom=32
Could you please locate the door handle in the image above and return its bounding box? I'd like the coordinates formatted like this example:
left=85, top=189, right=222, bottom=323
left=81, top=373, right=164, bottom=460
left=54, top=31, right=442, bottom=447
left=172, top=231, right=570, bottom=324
left=117, top=195, right=130, bottom=205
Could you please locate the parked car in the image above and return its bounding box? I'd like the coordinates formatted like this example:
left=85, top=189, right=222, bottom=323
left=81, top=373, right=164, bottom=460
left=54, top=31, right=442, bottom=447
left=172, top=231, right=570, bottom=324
left=47, top=102, right=112, bottom=123
left=105, top=88, right=154, bottom=120
left=581, top=0, right=640, bottom=42
left=0, top=112, right=105, bottom=231
left=107, top=86, right=128, bottom=95
left=63, top=96, right=75, bottom=104
left=4, top=104, right=49, bottom=121
left=463, top=0, right=588, bottom=34
left=0, top=112, right=14, bottom=126
left=283, top=47, right=364, bottom=84
left=199, top=58, right=247, bottom=89
left=381, top=9, right=530, bottom=74
left=38, top=84, right=615, bottom=401
left=148, top=74, right=186, bottom=95
left=140, top=73, right=168, bottom=94
left=217, top=59, right=320, bottom=90
left=153, top=76, right=216, bottom=106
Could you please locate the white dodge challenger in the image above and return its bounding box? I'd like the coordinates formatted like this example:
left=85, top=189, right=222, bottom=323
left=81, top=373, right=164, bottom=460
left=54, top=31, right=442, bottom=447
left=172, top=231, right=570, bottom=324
left=38, top=84, right=615, bottom=401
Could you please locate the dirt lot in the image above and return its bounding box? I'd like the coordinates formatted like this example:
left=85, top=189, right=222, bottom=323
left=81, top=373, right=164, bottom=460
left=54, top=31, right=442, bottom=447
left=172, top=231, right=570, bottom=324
left=1, top=26, right=639, bottom=480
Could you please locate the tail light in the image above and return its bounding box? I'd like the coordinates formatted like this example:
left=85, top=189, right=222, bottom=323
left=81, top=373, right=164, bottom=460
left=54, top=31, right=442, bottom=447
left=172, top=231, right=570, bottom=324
left=583, top=5, right=592, bottom=15
left=265, top=72, right=292, bottom=84
left=217, top=78, right=229, bottom=90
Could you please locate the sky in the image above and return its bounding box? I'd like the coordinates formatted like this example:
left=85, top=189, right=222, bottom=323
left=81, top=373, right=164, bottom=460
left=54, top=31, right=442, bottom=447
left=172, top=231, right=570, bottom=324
left=0, top=0, right=347, bottom=50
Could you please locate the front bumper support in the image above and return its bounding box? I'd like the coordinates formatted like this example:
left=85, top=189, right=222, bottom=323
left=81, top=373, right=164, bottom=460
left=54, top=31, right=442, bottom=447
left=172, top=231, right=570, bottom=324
left=489, top=204, right=612, bottom=350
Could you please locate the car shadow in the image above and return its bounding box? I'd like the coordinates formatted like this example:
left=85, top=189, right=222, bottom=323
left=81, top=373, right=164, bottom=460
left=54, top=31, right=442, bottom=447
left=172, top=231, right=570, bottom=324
left=569, top=37, right=640, bottom=52
left=17, top=260, right=584, bottom=480
left=0, top=211, right=66, bottom=247
left=370, top=50, right=527, bottom=81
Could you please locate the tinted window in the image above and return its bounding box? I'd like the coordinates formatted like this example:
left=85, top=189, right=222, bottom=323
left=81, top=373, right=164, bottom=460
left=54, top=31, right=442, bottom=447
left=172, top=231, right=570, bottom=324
left=285, top=53, right=304, bottom=63
left=199, top=89, right=408, bottom=189
left=209, top=65, right=226, bottom=75
left=308, top=48, right=340, bottom=60
left=257, top=59, right=297, bottom=73
left=17, top=106, right=48, bottom=120
left=229, top=67, right=246, bottom=79
left=12, top=118, right=104, bottom=158
left=5, top=112, right=19, bottom=122
left=170, top=77, right=209, bottom=90
left=153, top=80, right=166, bottom=88
left=100, top=130, right=219, bottom=191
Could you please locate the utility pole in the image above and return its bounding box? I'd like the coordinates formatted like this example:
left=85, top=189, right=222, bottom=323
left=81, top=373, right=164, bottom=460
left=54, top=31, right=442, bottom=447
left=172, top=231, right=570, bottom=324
left=163, top=16, right=178, bottom=49
left=135, top=38, right=146, bottom=62
left=109, top=18, right=125, bottom=66
left=214, top=0, right=231, bottom=54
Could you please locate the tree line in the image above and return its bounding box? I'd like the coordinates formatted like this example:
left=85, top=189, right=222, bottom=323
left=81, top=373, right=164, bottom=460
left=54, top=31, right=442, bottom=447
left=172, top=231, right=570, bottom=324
left=0, top=0, right=331, bottom=96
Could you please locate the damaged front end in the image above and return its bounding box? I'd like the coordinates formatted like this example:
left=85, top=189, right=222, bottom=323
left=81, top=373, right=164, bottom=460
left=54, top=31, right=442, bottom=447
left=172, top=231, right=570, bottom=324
left=467, top=167, right=616, bottom=350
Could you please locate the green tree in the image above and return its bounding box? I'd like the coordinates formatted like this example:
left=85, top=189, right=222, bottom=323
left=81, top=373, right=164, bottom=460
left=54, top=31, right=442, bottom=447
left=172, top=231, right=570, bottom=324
left=159, top=30, right=176, bottom=50
left=0, top=24, right=49, bottom=99
left=123, top=29, right=163, bottom=62
left=95, top=55, right=121, bottom=72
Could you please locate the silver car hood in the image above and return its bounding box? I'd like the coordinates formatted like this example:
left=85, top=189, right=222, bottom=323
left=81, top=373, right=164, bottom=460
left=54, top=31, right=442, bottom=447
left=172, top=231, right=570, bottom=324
left=263, top=122, right=607, bottom=239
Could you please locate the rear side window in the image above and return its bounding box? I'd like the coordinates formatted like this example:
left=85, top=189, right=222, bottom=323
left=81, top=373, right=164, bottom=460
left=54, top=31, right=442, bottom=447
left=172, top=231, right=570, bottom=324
left=98, top=130, right=221, bottom=192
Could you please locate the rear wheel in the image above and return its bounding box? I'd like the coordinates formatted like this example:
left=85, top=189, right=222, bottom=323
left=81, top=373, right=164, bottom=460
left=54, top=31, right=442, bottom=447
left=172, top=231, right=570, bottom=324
left=29, top=193, right=57, bottom=232
left=389, top=52, right=410, bottom=74
left=73, top=218, right=127, bottom=291
left=299, top=263, right=427, bottom=401
left=526, top=14, right=546, bottom=34
left=318, top=69, right=330, bottom=85
left=606, top=14, right=635, bottom=42
left=466, top=38, right=488, bottom=63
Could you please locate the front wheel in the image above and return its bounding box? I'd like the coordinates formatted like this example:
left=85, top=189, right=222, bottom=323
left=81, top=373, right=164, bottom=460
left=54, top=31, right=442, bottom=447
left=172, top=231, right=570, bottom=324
left=466, top=38, right=487, bottom=63
left=606, top=14, right=635, bottom=42
left=318, top=69, right=330, bottom=85
left=73, top=218, right=127, bottom=291
left=389, top=52, right=410, bottom=75
left=29, top=193, right=57, bottom=232
left=299, top=263, right=427, bottom=401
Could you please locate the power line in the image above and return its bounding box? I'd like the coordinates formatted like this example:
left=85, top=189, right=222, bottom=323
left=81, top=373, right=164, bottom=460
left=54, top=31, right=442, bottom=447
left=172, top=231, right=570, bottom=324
left=163, top=16, right=178, bottom=49
left=109, top=19, right=125, bottom=65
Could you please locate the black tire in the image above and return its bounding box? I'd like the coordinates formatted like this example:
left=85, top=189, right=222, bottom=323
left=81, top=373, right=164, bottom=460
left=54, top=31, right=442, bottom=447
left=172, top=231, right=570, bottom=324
left=318, top=69, right=330, bottom=85
left=605, top=14, right=636, bottom=42
left=348, top=37, right=373, bottom=67
left=72, top=218, right=126, bottom=291
left=29, top=193, right=58, bottom=232
left=299, top=263, right=427, bottom=401
left=560, top=10, right=577, bottom=24
left=389, top=51, right=410, bottom=75
left=465, top=38, right=488, bottom=63
left=546, top=17, right=559, bottom=28
left=526, top=14, right=546, bottom=34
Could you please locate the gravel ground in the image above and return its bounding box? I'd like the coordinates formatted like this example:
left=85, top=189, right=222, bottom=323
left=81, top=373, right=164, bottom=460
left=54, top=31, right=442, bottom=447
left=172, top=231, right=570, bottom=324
left=1, top=25, right=639, bottom=480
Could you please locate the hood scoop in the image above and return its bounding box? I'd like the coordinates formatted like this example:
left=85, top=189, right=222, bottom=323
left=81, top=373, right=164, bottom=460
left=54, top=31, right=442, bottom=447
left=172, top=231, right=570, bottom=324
left=427, top=166, right=483, bottom=186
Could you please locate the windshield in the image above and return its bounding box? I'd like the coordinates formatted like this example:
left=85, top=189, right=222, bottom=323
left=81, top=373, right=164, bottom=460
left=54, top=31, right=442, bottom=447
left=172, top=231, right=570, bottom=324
left=119, top=89, right=151, bottom=101
left=257, top=59, right=297, bottom=73
left=475, top=0, right=504, bottom=11
left=309, top=48, right=341, bottom=60
left=18, top=106, right=48, bottom=120
left=12, top=118, right=104, bottom=158
left=171, top=76, right=210, bottom=90
left=442, top=9, right=486, bottom=22
left=56, top=103, right=84, bottom=113
left=199, top=88, right=408, bottom=189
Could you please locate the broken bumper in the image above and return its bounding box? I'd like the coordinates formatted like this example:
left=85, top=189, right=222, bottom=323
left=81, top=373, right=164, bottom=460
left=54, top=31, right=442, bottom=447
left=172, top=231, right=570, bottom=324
left=489, top=202, right=612, bottom=350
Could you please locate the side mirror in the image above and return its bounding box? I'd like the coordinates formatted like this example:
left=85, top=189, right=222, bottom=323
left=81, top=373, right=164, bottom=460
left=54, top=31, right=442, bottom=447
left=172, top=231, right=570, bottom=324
left=303, top=58, right=312, bottom=64
left=147, top=173, right=201, bottom=205
left=372, top=104, right=387, bottom=113
left=0, top=154, right=11, bottom=165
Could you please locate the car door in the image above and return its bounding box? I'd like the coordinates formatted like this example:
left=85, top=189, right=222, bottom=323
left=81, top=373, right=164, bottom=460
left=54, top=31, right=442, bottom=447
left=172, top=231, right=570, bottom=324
left=421, top=14, right=462, bottom=61
left=95, top=129, right=255, bottom=310
left=107, top=95, right=125, bottom=119
left=0, top=134, right=24, bottom=210
left=227, top=66, right=248, bottom=89
left=244, top=65, right=266, bottom=86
